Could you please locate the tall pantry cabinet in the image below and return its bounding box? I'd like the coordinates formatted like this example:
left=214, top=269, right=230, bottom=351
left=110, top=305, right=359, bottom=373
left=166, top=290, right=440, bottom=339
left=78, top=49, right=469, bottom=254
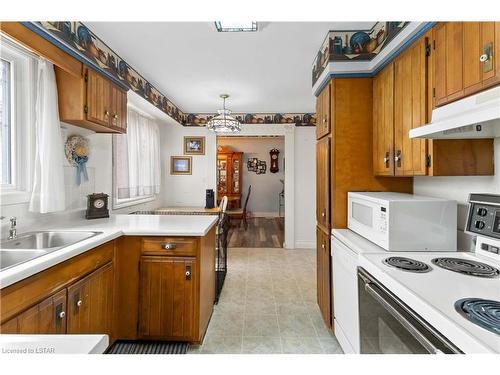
left=315, top=78, right=413, bottom=330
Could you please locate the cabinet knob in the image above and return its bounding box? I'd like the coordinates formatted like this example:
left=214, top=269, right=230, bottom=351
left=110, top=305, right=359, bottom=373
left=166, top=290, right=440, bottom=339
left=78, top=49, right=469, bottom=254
left=321, top=211, right=325, bottom=217
left=185, top=265, right=192, bottom=280
left=113, top=114, right=118, bottom=119
left=104, top=110, right=110, bottom=117
left=384, top=152, right=390, bottom=166
left=394, top=151, right=402, bottom=163
left=161, top=243, right=177, bottom=250
left=76, top=300, right=83, bottom=307
left=322, top=244, right=325, bottom=249
left=58, top=311, right=66, bottom=319
left=480, top=53, right=489, bottom=63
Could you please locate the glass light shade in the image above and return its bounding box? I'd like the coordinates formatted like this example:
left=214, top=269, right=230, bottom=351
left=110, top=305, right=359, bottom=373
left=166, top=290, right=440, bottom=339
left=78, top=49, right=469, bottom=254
left=207, top=109, right=241, bottom=133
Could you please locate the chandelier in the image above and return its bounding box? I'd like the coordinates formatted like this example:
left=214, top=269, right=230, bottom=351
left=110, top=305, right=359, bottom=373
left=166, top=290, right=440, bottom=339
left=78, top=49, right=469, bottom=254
left=206, top=94, right=241, bottom=133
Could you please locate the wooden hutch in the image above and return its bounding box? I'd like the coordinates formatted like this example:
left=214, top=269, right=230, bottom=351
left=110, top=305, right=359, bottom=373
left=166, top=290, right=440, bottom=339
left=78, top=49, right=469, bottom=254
left=216, top=146, right=243, bottom=209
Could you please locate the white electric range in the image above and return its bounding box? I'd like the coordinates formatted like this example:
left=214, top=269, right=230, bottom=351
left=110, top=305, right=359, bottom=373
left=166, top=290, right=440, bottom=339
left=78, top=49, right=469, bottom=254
left=332, top=193, right=500, bottom=354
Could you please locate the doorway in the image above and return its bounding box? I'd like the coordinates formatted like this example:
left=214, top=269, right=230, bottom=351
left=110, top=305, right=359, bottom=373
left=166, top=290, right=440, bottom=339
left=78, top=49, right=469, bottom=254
left=216, top=135, right=285, bottom=248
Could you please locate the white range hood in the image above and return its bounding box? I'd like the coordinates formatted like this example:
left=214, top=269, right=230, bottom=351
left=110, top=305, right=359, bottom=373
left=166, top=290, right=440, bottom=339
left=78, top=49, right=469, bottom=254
left=410, top=86, right=500, bottom=139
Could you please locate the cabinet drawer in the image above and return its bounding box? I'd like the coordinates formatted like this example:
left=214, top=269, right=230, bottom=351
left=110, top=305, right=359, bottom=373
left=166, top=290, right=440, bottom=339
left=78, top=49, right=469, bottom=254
left=142, top=237, right=198, bottom=256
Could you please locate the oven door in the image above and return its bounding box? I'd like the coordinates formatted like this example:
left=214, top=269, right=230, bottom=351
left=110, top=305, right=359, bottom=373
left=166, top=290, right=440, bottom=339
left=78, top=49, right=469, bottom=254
left=357, top=267, right=462, bottom=354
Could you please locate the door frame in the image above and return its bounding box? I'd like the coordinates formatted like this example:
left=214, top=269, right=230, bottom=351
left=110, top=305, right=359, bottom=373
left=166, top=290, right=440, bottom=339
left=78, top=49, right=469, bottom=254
left=213, top=124, right=295, bottom=249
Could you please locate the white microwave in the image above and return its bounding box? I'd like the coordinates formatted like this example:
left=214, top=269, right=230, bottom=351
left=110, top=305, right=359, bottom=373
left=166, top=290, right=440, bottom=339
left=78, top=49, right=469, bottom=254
left=347, top=192, right=457, bottom=251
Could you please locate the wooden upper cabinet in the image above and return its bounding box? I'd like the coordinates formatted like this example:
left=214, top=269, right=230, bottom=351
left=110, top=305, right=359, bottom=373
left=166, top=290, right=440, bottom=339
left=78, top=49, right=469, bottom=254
left=316, top=136, right=330, bottom=231
left=67, top=262, right=114, bottom=335
left=86, top=68, right=111, bottom=127
left=394, top=37, right=428, bottom=176
left=0, top=289, right=67, bottom=334
left=55, top=66, right=127, bottom=133
left=373, top=63, right=394, bottom=176
left=433, top=22, right=500, bottom=107
left=316, top=82, right=331, bottom=139
left=139, top=256, right=196, bottom=340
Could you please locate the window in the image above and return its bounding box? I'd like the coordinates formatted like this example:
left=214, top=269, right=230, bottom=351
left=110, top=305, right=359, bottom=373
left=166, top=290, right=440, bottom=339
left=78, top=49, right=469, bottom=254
left=0, top=59, right=12, bottom=187
left=112, top=106, right=160, bottom=209
left=0, top=38, right=35, bottom=205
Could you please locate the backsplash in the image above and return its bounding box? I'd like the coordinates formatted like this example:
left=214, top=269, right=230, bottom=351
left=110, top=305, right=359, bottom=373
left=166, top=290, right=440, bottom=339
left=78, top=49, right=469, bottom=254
left=414, top=138, right=500, bottom=236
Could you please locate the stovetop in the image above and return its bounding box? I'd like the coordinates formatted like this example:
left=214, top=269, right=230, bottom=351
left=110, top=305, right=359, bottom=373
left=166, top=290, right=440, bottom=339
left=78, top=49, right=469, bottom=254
left=359, top=251, right=500, bottom=353
left=383, top=256, right=431, bottom=273
left=431, top=257, right=500, bottom=278
left=455, top=298, right=500, bottom=336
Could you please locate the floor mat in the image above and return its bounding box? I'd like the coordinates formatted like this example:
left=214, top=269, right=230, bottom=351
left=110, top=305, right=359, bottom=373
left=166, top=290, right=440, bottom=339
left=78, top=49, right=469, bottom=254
left=106, top=340, right=189, bottom=354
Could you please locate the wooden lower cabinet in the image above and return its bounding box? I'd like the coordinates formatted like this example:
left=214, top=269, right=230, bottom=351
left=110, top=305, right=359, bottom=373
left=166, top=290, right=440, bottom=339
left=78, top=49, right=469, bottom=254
left=67, top=262, right=114, bottom=334
left=139, top=257, right=196, bottom=340
left=0, top=228, right=216, bottom=345
left=0, top=289, right=67, bottom=334
left=316, top=226, right=331, bottom=330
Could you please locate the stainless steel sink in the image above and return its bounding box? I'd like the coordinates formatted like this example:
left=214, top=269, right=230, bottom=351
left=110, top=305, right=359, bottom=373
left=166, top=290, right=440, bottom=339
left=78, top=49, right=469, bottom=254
left=0, top=231, right=102, bottom=271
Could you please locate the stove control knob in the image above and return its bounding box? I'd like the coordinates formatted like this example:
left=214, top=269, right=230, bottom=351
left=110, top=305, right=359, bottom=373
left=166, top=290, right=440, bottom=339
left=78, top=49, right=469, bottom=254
left=477, top=208, right=488, bottom=217
left=475, top=220, right=486, bottom=230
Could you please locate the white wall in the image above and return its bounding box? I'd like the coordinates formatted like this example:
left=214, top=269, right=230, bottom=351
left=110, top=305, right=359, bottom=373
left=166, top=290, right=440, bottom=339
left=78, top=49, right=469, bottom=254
left=217, top=136, right=285, bottom=216
left=0, top=92, right=171, bottom=237
left=414, top=138, right=500, bottom=230
left=294, top=127, right=316, bottom=248
left=161, top=124, right=217, bottom=207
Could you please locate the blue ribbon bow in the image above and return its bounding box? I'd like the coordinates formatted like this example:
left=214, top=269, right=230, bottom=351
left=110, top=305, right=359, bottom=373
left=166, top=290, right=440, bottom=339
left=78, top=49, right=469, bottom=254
left=74, top=155, right=89, bottom=186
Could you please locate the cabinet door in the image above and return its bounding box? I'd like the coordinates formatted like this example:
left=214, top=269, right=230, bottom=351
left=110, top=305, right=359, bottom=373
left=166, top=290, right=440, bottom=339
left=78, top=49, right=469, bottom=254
left=433, top=23, right=448, bottom=106
left=446, top=22, right=464, bottom=100
left=394, top=37, right=428, bottom=176
left=463, top=22, right=483, bottom=95
left=316, top=83, right=331, bottom=139
left=67, top=262, right=114, bottom=335
left=373, top=63, right=394, bottom=176
left=316, top=136, right=330, bottom=231
left=86, top=69, right=111, bottom=126
left=110, top=84, right=127, bottom=132
left=0, top=289, right=67, bottom=334
left=316, top=227, right=331, bottom=329
left=481, top=22, right=500, bottom=88
left=139, top=256, right=196, bottom=340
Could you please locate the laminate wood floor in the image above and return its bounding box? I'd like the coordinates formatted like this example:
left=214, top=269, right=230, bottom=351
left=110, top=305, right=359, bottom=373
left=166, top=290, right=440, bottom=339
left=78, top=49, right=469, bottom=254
left=227, top=217, right=284, bottom=248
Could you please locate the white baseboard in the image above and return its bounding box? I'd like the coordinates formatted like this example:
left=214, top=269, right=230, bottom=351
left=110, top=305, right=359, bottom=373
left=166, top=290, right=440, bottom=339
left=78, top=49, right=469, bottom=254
left=294, top=240, right=316, bottom=249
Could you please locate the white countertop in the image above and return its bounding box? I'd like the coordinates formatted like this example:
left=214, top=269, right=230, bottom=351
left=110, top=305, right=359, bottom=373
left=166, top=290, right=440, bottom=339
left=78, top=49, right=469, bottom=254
left=0, top=334, right=108, bottom=354
left=0, top=214, right=218, bottom=288
left=331, top=228, right=388, bottom=256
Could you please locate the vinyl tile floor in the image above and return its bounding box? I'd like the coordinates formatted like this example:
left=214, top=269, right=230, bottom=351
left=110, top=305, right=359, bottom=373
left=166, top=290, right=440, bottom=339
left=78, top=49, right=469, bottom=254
left=188, top=247, right=343, bottom=354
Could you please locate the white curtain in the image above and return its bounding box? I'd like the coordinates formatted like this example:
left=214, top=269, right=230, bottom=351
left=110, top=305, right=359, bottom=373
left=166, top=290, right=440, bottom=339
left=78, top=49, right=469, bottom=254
left=29, top=59, right=66, bottom=213
left=114, top=108, right=160, bottom=199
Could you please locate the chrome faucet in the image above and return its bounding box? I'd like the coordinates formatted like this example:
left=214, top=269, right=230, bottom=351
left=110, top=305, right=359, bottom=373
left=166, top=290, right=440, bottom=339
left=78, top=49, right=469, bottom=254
left=8, top=217, right=17, bottom=240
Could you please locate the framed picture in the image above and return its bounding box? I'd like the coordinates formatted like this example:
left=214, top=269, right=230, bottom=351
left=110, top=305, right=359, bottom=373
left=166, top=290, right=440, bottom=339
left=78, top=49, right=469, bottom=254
left=184, top=136, right=205, bottom=155
left=171, top=156, right=192, bottom=175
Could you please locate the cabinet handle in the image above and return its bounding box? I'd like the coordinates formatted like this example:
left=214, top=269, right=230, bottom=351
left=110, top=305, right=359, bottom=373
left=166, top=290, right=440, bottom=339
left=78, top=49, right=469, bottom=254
left=321, top=211, right=326, bottom=217
left=384, top=152, right=390, bottom=167
left=113, top=114, right=118, bottom=119
left=76, top=300, right=83, bottom=307
left=323, top=116, right=327, bottom=124
left=185, top=265, right=192, bottom=280
left=394, top=150, right=402, bottom=167
left=480, top=53, right=489, bottom=63
left=58, top=311, right=66, bottom=319
left=161, top=243, right=177, bottom=250
left=322, top=243, right=325, bottom=250
left=104, top=110, right=110, bottom=117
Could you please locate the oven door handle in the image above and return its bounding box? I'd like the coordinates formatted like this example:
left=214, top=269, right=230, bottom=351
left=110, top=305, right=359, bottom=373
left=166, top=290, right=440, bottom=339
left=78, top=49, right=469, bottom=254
left=364, top=282, right=446, bottom=354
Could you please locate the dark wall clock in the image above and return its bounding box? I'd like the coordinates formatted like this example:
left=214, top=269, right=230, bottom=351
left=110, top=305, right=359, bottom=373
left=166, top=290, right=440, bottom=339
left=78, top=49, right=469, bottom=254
left=270, top=149, right=280, bottom=173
